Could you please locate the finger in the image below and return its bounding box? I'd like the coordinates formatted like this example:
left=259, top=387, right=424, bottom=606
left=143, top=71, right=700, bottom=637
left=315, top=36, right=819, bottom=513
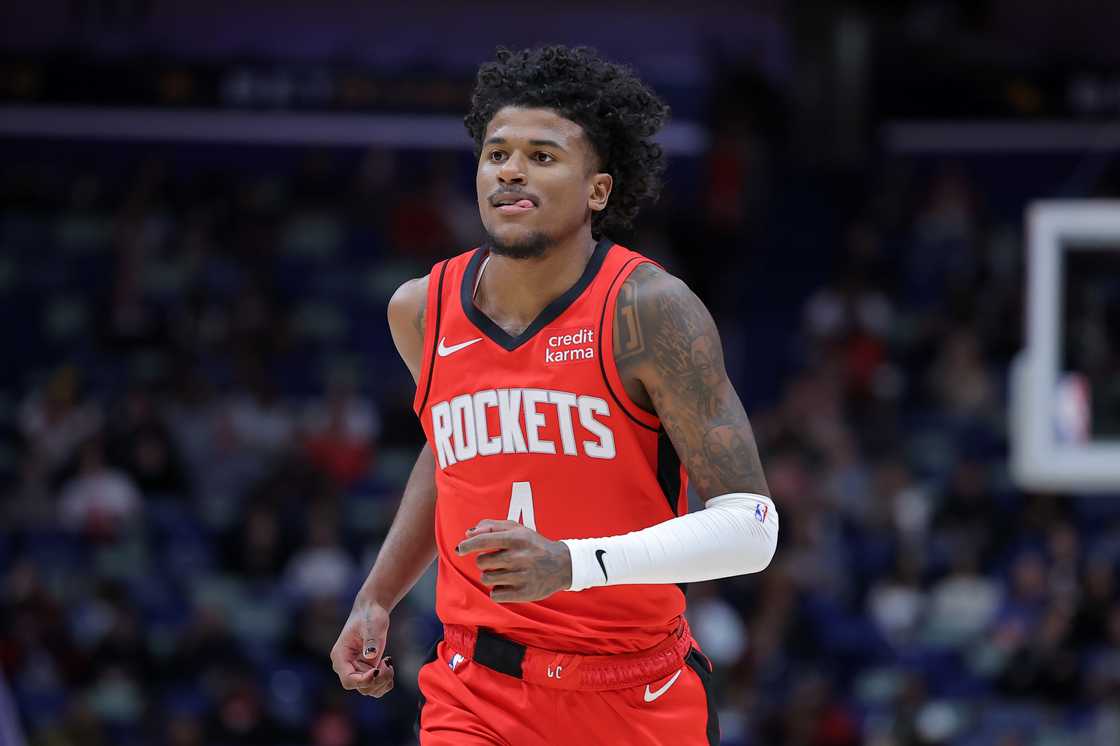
left=350, top=667, right=378, bottom=685
left=346, top=655, right=377, bottom=681
left=357, top=677, right=389, bottom=697
left=332, top=656, right=358, bottom=679
left=373, top=657, right=395, bottom=698
left=358, top=657, right=395, bottom=697
left=359, top=616, right=387, bottom=668
left=359, top=676, right=395, bottom=698
left=490, top=586, right=528, bottom=603
left=350, top=660, right=382, bottom=687
left=467, top=519, right=520, bottom=536
left=473, top=549, right=513, bottom=571
left=362, top=632, right=384, bottom=662
left=457, top=531, right=517, bottom=556
left=480, top=569, right=525, bottom=587
left=333, top=647, right=371, bottom=685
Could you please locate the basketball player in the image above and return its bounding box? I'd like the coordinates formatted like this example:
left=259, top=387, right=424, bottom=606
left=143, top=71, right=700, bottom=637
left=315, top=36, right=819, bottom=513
left=331, top=46, right=779, bottom=745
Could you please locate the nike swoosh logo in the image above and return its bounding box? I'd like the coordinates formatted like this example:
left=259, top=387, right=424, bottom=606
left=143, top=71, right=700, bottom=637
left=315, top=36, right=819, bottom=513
left=437, top=336, right=483, bottom=357
left=595, top=549, right=608, bottom=582
left=644, top=669, right=683, bottom=702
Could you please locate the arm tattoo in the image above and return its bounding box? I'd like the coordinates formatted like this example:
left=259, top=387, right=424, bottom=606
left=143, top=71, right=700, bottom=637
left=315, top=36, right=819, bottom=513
left=614, top=278, right=645, bottom=360
left=415, top=293, right=427, bottom=338
left=615, top=264, right=769, bottom=499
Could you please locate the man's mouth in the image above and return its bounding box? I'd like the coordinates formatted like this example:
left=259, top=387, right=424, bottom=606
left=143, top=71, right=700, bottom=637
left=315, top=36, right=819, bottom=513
left=490, top=192, right=539, bottom=214
left=495, top=199, right=537, bottom=214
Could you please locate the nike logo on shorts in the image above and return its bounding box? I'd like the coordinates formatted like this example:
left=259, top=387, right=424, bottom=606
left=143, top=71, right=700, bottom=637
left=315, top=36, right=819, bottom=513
left=438, top=336, right=483, bottom=357
left=643, top=669, right=683, bottom=702
left=595, top=549, right=608, bottom=582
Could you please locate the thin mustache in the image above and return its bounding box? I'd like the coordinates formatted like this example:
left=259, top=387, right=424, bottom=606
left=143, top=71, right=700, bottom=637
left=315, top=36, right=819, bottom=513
left=489, top=189, right=539, bottom=206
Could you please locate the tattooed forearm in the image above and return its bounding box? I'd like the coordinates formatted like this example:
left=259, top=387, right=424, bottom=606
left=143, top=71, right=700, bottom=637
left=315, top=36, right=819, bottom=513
left=615, top=264, right=769, bottom=499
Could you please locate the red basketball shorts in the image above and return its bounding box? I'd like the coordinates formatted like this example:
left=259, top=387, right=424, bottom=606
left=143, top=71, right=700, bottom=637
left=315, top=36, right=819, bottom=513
left=416, top=619, right=719, bottom=745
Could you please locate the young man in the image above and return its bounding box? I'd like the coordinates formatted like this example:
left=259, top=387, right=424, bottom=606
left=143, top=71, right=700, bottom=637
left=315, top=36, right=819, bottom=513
left=331, top=45, right=779, bottom=745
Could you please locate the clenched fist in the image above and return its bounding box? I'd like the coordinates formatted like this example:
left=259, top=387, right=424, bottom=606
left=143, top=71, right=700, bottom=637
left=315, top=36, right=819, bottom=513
left=330, top=602, right=396, bottom=698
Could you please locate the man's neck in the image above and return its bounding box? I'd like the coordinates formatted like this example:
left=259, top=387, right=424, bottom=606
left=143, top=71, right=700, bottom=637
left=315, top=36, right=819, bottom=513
left=475, top=229, right=598, bottom=337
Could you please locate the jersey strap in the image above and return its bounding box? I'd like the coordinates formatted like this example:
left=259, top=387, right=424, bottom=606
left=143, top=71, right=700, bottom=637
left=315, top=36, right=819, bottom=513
left=414, top=258, right=450, bottom=414
left=598, top=255, right=662, bottom=432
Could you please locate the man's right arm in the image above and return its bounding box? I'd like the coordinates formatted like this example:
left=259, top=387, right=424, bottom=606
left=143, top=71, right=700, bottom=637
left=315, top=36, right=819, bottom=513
left=331, top=274, right=433, bottom=698
left=353, top=274, right=435, bottom=611
left=351, top=273, right=434, bottom=609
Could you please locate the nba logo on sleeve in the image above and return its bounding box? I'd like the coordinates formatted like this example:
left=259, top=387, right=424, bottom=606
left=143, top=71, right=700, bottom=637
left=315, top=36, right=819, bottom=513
left=449, top=652, right=466, bottom=671
left=754, top=503, right=768, bottom=522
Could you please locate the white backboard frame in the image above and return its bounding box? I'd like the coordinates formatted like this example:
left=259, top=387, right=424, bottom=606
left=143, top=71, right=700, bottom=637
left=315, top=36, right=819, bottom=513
left=1012, top=200, right=1120, bottom=493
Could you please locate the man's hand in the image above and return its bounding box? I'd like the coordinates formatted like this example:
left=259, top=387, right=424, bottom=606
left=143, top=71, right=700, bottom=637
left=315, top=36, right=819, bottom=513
left=330, top=602, right=396, bottom=698
left=456, top=519, right=573, bottom=603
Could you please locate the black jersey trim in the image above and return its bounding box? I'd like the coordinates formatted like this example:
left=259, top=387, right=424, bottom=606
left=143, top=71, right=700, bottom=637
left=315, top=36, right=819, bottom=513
left=656, top=427, right=683, bottom=516
left=460, top=238, right=613, bottom=352
left=416, top=260, right=449, bottom=414
left=597, top=256, right=659, bottom=433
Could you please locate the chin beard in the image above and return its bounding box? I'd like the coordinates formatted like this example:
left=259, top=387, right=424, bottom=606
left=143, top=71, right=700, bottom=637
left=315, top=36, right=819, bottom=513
left=484, top=229, right=553, bottom=260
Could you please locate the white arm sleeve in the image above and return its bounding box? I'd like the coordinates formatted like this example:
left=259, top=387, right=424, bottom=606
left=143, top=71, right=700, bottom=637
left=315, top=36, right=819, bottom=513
left=560, top=493, right=779, bottom=591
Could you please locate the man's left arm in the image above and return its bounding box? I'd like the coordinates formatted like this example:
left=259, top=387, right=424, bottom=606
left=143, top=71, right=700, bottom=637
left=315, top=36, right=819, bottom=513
left=553, top=264, right=778, bottom=591
left=457, top=264, right=778, bottom=600
left=613, top=263, right=769, bottom=500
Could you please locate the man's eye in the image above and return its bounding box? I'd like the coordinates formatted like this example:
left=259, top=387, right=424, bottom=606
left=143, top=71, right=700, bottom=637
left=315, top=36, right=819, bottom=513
left=489, top=151, right=506, bottom=162
left=534, top=152, right=554, bottom=163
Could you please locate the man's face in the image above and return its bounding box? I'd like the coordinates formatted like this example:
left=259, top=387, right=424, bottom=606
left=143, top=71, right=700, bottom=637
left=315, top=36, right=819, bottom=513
left=476, top=106, right=611, bottom=259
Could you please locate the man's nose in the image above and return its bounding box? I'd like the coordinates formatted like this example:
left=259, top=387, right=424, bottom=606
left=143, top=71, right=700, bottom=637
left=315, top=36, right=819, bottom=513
left=497, top=152, right=527, bottom=184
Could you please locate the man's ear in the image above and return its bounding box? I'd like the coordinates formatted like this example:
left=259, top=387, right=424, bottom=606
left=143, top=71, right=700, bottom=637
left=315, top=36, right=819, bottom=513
left=588, top=172, right=613, bottom=213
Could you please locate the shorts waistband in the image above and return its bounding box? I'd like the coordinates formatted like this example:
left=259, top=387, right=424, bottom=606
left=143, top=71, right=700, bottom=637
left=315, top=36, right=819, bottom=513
left=442, top=618, right=695, bottom=691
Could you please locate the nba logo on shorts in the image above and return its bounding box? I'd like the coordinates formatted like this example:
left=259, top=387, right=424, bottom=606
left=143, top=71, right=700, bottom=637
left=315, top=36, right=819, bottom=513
left=449, top=652, right=465, bottom=671
left=754, top=503, right=768, bottom=523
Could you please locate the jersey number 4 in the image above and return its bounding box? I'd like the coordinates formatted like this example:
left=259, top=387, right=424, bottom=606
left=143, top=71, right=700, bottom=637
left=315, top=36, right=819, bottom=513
left=506, top=481, right=537, bottom=530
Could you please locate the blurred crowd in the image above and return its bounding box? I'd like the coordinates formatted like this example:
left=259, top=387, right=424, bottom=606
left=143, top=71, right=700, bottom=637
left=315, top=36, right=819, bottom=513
left=1, top=135, right=1119, bottom=746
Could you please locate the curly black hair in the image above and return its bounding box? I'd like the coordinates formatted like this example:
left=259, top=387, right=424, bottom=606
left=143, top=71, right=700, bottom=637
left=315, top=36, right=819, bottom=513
left=464, top=45, right=670, bottom=238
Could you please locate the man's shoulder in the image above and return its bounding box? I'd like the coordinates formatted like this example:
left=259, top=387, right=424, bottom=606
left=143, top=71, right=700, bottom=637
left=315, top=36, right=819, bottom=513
left=622, top=260, right=683, bottom=295
left=387, top=275, right=430, bottom=365
left=613, top=260, right=715, bottom=375
left=615, top=262, right=702, bottom=338
left=387, top=247, right=482, bottom=319
left=394, top=274, right=431, bottom=297
left=388, top=275, right=429, bottom=319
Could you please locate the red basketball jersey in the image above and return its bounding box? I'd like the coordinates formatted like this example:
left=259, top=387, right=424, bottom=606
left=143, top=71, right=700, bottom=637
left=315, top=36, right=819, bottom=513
left=413, top=239, right=688, bottom=654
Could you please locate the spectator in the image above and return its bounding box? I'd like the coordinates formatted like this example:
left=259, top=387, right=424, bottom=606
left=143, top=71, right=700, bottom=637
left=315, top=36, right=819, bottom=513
left=106, top=386, right=189, bottom=498
left=206, top=671, right=283, bottom=746
left=869, top=551, right=927, bottom=648
left=1072, top=555, right=1117, bottom=646
left=18, top=366, right=102, bottom=473
left=223, top=375, right=296, bottom=457
left=301, top=371, right=380, bottom=489
left=222, top=503, right=289, bottom=580
left=164, top=714, right=207, bottom=746
left=283, top=508, right=355, bottom=603
left=926, top=329, right=996, bottom=419
left=998, top=601, right=1081, bottom=702
left=686, top=582, right=748, bottom=669
left=3, top=446, right=53, bottom=530
left=164, top=605, right=246, bottom=685
left=922, top=539, right=1001, bottom=649
left=57, top=438, right=142, bottom=540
